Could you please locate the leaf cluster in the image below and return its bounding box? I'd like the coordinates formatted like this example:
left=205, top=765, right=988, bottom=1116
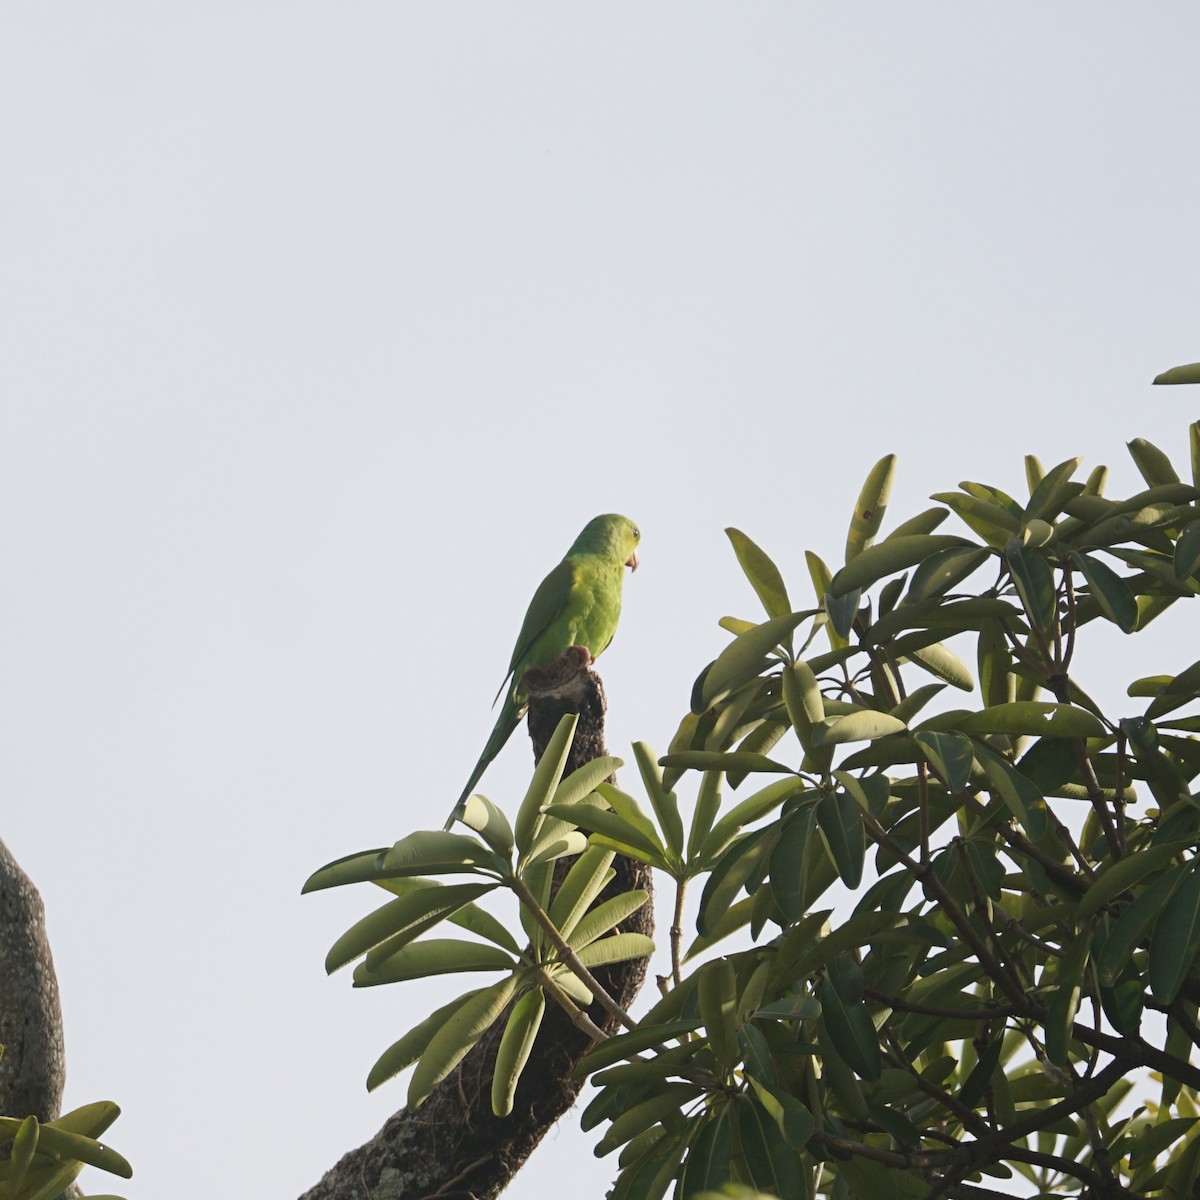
left=0, top=1099, right=131, bottom=1200
left=314, top=421, right=1200, bottom=1199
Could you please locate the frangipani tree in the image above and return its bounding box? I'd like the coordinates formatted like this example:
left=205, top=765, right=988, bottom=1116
left=314, top=419, right=1200, bottom=1199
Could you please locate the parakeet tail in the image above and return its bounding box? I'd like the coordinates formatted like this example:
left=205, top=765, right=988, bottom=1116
left=444, top=696, right=525, bottom=830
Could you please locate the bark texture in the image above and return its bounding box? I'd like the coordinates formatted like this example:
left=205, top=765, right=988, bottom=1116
left=299, top=654, right=653, bottom=1199
left=0, top=837, right=67, bottom=1124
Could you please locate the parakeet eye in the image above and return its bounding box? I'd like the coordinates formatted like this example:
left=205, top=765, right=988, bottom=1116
left=632, top=527, right=640, bottom=540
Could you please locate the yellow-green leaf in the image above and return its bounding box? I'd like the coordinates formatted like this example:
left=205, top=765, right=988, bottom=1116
left=354, top=938, right=516, bottom=986
left=955, top=701, right=1105, bottom=739
left=326, top=881, right=496, bottom=973
left=408, top=975, right=520, bottom=1107
left=694, top=612, right=813, bottom=712
left=1129, top=437, right=1181, bottom=487
left=846, top=454, right=896, bottom=561
left=727, top=527, right=791, bottom=619
left=830, top=535, right=971, bottom=597
left=1154, top=362, right=1200, bottom=385
left=491, top=989, right=546, bottom=1116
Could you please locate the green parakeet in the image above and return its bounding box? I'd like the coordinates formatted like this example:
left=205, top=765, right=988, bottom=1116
left=448, top=513, right=640, bottom=827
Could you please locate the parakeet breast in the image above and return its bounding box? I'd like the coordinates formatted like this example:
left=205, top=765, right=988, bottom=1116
left=526, top=555, right=624, bottom=673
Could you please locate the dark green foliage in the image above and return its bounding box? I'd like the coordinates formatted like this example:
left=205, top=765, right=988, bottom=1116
left=316, top=422, right=1200, bottom=1199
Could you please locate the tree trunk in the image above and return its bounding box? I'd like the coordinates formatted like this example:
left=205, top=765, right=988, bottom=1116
left=0, top=837, right=67, bottom=1126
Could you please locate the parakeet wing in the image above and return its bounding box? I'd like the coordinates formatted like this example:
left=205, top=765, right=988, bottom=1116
left=493, top=557, right=578, bottom=703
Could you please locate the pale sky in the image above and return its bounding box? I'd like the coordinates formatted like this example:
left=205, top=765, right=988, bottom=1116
left=3, top=7, right=1199, bottom=1198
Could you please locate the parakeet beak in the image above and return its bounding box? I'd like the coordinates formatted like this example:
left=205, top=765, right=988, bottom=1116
left=626, top=550, right=639, bottom=571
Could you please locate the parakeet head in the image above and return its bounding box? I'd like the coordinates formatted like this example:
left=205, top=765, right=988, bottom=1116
left=573, top=513, right=641, bottom=570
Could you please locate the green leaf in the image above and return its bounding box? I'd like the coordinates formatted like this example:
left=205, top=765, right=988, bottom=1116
left=554, top=755, right=627, bottom=807
left=959, top=1031, right=1006, bottom=1109
left=825, top=587, right=861, bottom=639
left=3, top=1122, right=132, bottom=1179
left=962, top=840, right=1005, bottom=900
left=812, top=710, right=907, bottom=747
left=737, top=1022, right=777, bottom=1085
left=491, top=988, right=546, bottom=1116
left=890, top=683, right=946, bottom=725
left=698, top=828, right=777, bottom=936
left=611, top=1129, right=686, bottom=1200
left=736, top=1097, right=805, bottom=1199
left=1045, top=932, right=1090, bottom=1066
left=354, top=938, right=516, bottom=986
left=543, top=803, right=667, bottom=866
left=782, top=658, right=825, bottom=758
left=679, top=1107, right=733, bottom=1198
left=381, top=830, right=501, bottom=877
left=408, top=975, right=521, bottom=1107
left=522, top=828, right=589, bottom=868
left=977, top=620, right=1014, bottom=708
left=1154, top=362, right=1200, bottom=385
left=1097, top=862, right=1191, bottom=985
left=659, top=751, right=793, bottom=776
left=515, top=712, right=578, bottom=851
left=1176, top=519, right=1200, bottom=581
left=685, top=770, right=724, bottom=864
left=807, top=550, right=847, bottom=651
left=867, top=1102, right=923, bottom=1148
left=9, top=1116, right=38, bottom=1195
left=932, top=489, right=1021, bottom=547
left=846, top=454, right=896, bottom=561
left=326, top=880, right=497, bottom=973
left=885, top=506, right=949, bottom=539
left=578, top=1018, right=702, bottom=1075
left=729, top=721, right=789, bottom=788
left=1005, top=539, right=1056, bottom=630
left=702, top=776, right=807, bottom=860
left=1129, top=437, right=1181, bottom=487
left=1098, top=960, right=1144, bottom=1036
left=698, top=957, right=739, bottom=1071
left=366, top=988, right=486, bottom=1090
left=955, top=701, right=1106, bottom=738
left=829, top=535, right=972, bottom=597
left=460, top=795, right=515, bottom=855
left=302, top=847, right=397, bottom=893
left=1150, top=863, right=1200, bottom=1003
left=816, top=790, right=866, bottom=889
left=694, top=612, right=814, bottom=712
left=972, top=745, right=1048, bottom=841
left=596, top=1090, right=694, bottom=1157
left=905, top=546, right=990, bottom=604
left=1073, top=551, right=1138, bottom=633
left=49, top=1102, right=122, bottom=1141
left=634, top=741, right=685, bottom=857
left=374, top=875, right=521, bottom=953
left=769, top=805, right=816, bottom=922
left=906, top=641, right=975, bottom=691
left=746, top=1080, right=814, bottom=1150
left=1026, top=456, right=1083, bottom=521
left=913, top=731, right=974, bottom=793
left=1078, top=840, right=1194, bottom=919
left=595, top=782, right=664, bottom=847
left=574, top=932, right=655, bottom=967
left=820, top=963, right=881, bottom=1081
left=548, top=845, right=617, bottom=938
left=727, top=527, right=791, bottom=619
left=566, top=890, right=649, bottom=950
left=1016, top=736, right=1079, bottom=794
